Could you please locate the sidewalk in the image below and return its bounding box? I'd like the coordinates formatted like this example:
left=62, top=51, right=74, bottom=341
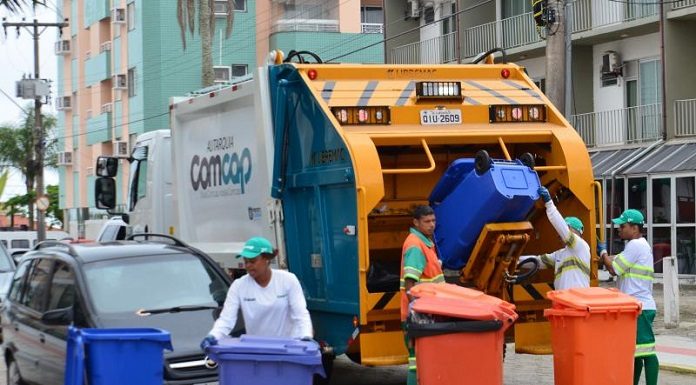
left=656, top=334, right=696, bottom=373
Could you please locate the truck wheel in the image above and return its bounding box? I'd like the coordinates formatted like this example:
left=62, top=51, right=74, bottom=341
left=475, top=150, right=492, bottom=175
left=520, top=152, right=535, bottom=169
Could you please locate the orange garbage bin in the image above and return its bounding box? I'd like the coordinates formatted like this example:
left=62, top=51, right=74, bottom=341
left=408, top=283, right=518, bottom=385
left=544, top=287, right=642, bottom=385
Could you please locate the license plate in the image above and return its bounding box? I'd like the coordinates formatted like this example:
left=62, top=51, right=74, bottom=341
left=420, top=109, right=462, bottom=125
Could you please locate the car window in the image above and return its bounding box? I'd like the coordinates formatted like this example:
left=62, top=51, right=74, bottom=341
left=0, top=244, right=14, bottom=271
left=22, top=259, right=54, bottom=312
left=11, top=239, right=30, bottom=249
left=8, top=259, right=32, bottom=302
left=83, top=253, right=228, bottom=314
left=100, top=224, right=126, bottom=241
left=1, top=240, right=6, bottom=247
left=47, top=261, right=75, bottom=311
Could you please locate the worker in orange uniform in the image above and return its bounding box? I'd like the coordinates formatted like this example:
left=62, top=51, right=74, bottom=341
left=400, top=205, right=445, bottom=385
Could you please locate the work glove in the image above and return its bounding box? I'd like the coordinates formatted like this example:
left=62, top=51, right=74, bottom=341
left=298, top=336, right=313, bottom=342
left=200, top=335, right=218, bottom=351
left=597, top=241, right=607, bottom=256
left=537, top=187, right=551, bottom=203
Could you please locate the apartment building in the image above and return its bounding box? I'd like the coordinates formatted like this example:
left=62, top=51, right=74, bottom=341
left=385, top=0, right=696, bottom=274
left=55, top=0, right=385, bottom=239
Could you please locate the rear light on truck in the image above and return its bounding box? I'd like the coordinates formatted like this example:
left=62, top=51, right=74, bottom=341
left=331, top=106, right=391, bottom=125
left=489, top=105, right=546, bottom=123
left=416, top=81, right=463, bottom=100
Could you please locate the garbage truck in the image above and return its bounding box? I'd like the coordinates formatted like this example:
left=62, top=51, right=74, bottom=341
left=94, top=49, right=602, bottom=368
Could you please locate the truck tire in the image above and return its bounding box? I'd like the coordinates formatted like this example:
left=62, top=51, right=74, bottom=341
left=313, top=351, right=335, bottom=385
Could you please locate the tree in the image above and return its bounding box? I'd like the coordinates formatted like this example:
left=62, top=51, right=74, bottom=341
left=46, top=184, right=63, bottom=227
left=2, top=192, right=31, bottom=228
left=177, top=0, right=235, bottom=87
left=0, top=0, right=44, bottom=13
left=0, top=107, right=57, bottom=230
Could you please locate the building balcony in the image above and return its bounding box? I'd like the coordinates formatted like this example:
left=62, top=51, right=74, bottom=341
left=361, top=23, right=384, bottom=34
left=84, top=48, right=111, bottom=87
left=675, top=99, right=696, bottom=138
left=271, top=19, right=339, bottom=33
left=570, top=104, right=662, bottom=148
left=673, top=0, right=696, bottom=10
left=86, top=112, right=112, bottom=145
left=390, top=31, right=457, bottom=64
left=462, top=0, right=659, bottom=59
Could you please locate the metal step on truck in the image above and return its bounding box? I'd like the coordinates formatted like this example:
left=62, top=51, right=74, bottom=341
left=94, top=49, right=603, bottom=370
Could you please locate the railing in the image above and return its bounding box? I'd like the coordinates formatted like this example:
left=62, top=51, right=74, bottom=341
left=570, top=104, right=662, bottom=147
left=361, top=23, right=383, bottom=34
left=463, top=0, right=660, bottom=58
left=675, top=99, right=696, bottom=137
left=390, top=31, right=457, bottom=64
left=271, top=19, right=339, bottom=33
left=672, top=0, right=696, bottom=10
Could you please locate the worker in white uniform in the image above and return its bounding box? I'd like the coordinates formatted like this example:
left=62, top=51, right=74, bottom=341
left=522, top=186, right=591, bottom=290
left=200, top=236, right=313, bottom=350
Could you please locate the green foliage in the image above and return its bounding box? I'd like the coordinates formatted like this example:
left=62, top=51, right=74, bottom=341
left=0, top=0, right=45, bottom=13
left=46, top=185, right=63, bottom=224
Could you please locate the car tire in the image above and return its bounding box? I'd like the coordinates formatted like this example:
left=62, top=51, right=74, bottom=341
left=7, top=358, right=24, bottom=385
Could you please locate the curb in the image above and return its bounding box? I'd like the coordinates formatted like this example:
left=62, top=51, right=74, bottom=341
left=660, top=363, right=696, bottom=375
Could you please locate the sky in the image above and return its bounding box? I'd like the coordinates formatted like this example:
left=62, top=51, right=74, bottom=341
left=1, top=4, right=61, bottom=201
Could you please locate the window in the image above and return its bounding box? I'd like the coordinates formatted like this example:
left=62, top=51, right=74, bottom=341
left=628, top=177, right=647, bottom=215
left=231, top=64, right=248, bottom=77
left=360, top=6, right=383, bottom=24
left=1, top=240, right=6, bottom=247
left=127, top=67, right=136, bottom=97
left=676, top=227, right=696, bottom=274
left=22, top=259, right=54, bottom=312
left=652, top=178, right=671, bottom=224
left=8, top=259, right=32, bottom=303
left=127, top=2, right=135, bottom=30
left=129, top=145, right=149, bottom=211
left=11, top=239, right=30, bottom=249
left=423, top=5, right=435, bottom=23
left=47, top=262, right=75, bottom=311
left=534, top=78, right=546, bottom=94
left=677, top=177, right=695, bottom=223
left=214, top=0, right=246, bottom=16
left=502, top=0, right=532, bottom=18
left=605, top=178, right=625, bottom=223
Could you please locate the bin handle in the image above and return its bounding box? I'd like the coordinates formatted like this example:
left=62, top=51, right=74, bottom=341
left=382, top=139, right=435, bottom=174
left=407, top=320, right=503, bottom=339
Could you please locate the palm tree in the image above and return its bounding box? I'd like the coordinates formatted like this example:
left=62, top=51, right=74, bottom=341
left=0, top=108, right=56, bottom=230
left=0, top=0, right=44, bottom=13
left=177, top=0, right=235, bottom=87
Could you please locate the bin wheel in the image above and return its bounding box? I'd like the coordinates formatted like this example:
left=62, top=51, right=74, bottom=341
left=313, top=351, right=335, bottom=385
left=520, top=152, right=535, bottom=169
left=475, top=150, right=492, bottom=175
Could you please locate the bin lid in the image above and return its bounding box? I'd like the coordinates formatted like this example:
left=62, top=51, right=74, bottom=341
left=410, top=284, right=518, bottom=323
left=208, top=335, right=320, bottom=356
left=547, top=287, right=642, bottom=313
left=79, top=328, right=173, bottom=343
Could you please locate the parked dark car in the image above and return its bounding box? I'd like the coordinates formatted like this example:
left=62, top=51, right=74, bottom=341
left=1, top=235, right=234, bottom=385
left=0, top=242, right=16, bottom=300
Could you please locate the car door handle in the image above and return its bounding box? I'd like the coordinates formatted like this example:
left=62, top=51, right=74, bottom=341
left=39, top=333, right=46, bottom=343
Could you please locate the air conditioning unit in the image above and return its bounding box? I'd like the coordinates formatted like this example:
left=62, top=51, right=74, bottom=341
left=601, top=51, right=621, bottom=75
left=56, top=96, right=72, bottom=110
left=213, top=66, right=232, bottom=83
left=112, top=8, right=126, bottom=23
left=406, top=0, right=420, bottom=19
left=113, top=140, right=129, bottom=157
left=54, top=40, right=71, bottom=55
left=100, top=41, right=112, bottom=53
left=101, top=103, right=113, bottom=114
left=113, top=74, right=127, bottom=90
left=57, top=151, right=73, bottom=166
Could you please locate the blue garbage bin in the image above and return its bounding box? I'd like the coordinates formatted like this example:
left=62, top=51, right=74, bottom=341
left=430, top=157, right=540, bottom=270
left=206, top=335, right=325, bottom=385
left=65, top=326, right=173, bottom=385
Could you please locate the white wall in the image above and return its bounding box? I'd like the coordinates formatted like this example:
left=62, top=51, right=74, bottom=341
left=593, top=33, right=660, bottom=113
left=517, top=56, right=546, bottom=82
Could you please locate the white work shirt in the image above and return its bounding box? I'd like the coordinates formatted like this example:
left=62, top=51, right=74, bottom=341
left=612, top=237, right=656, bottom=311
left=538, top=201, right=591, bottom=290
left=208, top=269, right=313, bottom=340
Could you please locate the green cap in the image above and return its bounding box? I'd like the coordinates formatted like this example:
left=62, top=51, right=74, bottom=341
left=238, top=236, right=274, bottom=258
left=612, top=209, right=644, bottom=226
left=564, top=217, right=584, bottom=234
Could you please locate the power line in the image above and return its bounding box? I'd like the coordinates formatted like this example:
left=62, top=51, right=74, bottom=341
left=0, top=87, right=29, bottom=115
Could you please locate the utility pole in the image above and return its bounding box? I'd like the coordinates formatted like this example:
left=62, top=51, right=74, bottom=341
left=545, top=0, right=567, bottom=113
left=2, top=18, right=69, bottom=242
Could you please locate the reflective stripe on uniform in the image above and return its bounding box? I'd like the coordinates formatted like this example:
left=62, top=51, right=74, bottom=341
left=408, top=357, right=417, bottom=370
left=555, top=256, right=590, bottom=278
left=564, top=232, right=576, bottom=248
left=420, top=274, right=445, bottom=283
left=540, top=254, right=555, bottom=268
left=613, top=254, right=654, bottom=281
left=635, top=342, right=656, bottom=357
